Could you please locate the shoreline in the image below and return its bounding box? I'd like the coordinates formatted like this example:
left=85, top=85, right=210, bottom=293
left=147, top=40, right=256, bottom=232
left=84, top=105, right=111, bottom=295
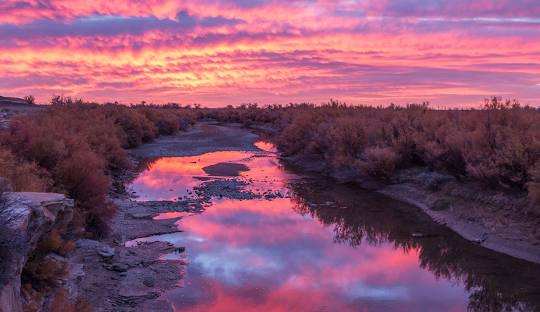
left=74, top=121, right=540, bottom=311
left=72, top=121, right=261, bottom=311
left=281, top=154, right=540, bottom=265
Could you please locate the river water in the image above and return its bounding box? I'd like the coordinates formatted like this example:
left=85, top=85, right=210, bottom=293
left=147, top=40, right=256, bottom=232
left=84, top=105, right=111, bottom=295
left=127, top=141, right=540, bottom=312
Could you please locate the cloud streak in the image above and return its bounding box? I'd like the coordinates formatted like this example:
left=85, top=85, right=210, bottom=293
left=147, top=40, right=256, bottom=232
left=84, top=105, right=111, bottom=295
left=0, top=0, right=539, bottom=106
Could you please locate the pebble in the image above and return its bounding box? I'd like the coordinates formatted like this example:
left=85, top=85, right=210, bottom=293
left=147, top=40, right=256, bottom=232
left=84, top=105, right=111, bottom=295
left=97, top=246, right=115, bottom=258
left=143, top=278, right=155, bottom=287
left=112, top=263, right=129, bottom=272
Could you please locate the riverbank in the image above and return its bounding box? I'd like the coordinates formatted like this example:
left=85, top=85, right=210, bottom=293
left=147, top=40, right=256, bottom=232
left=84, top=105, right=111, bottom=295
left=125, top=121, right=540, bottom=267
left=282, top=154, right=540, bottom=264
left=71, top=122, right=261, bottom=311
left=72, top=121, right=540, bottom=311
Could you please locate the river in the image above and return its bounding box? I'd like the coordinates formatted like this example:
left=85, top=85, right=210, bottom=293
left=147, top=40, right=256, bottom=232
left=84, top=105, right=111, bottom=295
left=125, top=137, right=540, bottom=312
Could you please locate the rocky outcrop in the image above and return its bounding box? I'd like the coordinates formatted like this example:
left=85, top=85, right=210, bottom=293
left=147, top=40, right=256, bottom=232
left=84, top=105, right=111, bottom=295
left=0, top=192, right=74, bottom=312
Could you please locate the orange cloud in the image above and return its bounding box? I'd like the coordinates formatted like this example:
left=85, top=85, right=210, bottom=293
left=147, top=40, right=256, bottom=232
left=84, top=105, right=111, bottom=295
left=0, top=0, right=539, bottom=106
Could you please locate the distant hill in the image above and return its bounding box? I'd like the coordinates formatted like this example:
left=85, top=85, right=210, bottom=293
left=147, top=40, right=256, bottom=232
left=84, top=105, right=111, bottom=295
left=0, top=96, right=43, bottom=128
left=0, top=96, right=33, bottom=106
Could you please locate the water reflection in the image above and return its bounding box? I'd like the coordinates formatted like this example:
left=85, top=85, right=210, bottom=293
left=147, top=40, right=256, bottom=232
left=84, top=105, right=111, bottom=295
left=288, top=180, right=540, bottom=312
left=129, top=150, right=292, bottom=201
left=128, top=143, right=540, bottom=312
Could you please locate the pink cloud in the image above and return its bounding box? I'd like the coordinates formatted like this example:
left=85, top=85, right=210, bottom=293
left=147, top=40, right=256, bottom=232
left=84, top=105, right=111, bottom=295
left=0, top=0, right=539, bottom=106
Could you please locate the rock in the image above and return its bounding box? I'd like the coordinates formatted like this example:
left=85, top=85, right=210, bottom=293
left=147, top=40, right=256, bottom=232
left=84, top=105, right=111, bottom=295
left=472, top=233, right=489, bottom=244
left=143, top=277, right=155, bottom=287
left=97, top=246, right=115, bottom=258
left=112, top=263, right=129, bottom=272
left=431, top=198, right=453, bottom=211
left=0, top=192, right=73, bottom=312
left=76, top=239, right=102, bottom=249
left=129, top=213, right=154, bottom=219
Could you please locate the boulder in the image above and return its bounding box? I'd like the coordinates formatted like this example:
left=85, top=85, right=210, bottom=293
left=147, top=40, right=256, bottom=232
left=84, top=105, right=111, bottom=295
left=0, top=192, right=73, bottom=312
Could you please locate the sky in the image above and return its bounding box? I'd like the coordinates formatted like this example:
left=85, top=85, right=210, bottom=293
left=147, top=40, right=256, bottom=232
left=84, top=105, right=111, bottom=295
left=0, top=0, right=539, bottom=107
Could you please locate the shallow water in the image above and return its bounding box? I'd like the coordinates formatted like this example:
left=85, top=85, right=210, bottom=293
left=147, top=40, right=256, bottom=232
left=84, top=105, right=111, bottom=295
left=128, top=142, right=540, bottom=312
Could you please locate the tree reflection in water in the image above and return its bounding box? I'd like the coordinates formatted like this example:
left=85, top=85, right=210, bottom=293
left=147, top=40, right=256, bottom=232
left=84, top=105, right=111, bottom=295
left=289, top=179, right=540, bottom=312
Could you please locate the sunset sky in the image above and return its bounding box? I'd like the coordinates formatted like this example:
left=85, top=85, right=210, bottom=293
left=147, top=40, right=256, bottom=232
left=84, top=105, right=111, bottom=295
left=1, top=0, right=540, bottom=107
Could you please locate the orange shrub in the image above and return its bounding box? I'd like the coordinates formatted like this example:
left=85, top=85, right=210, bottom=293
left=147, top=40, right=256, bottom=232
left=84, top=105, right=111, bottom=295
left=0, top=146, right=49, bottom=192
left=196, top=99, right=540, bottom=207
left=0, top=97, right=195, bottom=236
left=529, top=163, right=540, bottom=212
left=43, top=230, right=75, bottom=257
left=104, top=105, right=157, bottom=147
left=355, top=146, right=399, bottom=179
left=138, top=107, right=180, bottom=135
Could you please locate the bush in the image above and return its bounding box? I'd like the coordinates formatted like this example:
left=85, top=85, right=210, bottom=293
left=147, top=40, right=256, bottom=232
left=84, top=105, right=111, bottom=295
left=23, top=95, right=35, bottom=105
left=356, top=146, right=399, bottom=179
left=529, top=163, right=540, bottom=212
left=0, top=97, right=194, bottom=236
left=207, top=98, right=539, bottom=207
left=50, top=289, right=92, bottom=312
left=0, top=147, right=49, bottom=192
left=107, top=107, right=157, bottom=147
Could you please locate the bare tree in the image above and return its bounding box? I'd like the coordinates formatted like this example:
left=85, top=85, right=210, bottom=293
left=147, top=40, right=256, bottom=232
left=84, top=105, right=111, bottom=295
left=23, top=95, right=35, bottom=105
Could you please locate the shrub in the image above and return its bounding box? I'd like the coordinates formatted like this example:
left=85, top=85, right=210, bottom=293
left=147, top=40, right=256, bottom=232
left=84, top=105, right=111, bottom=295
left=50, top=289, right=92, bottom=312
left=326, top=116, right=366, bottom=166
left=529, top=163, right=540, bottom=212
left=43, top=230, right=75, bottom=257
left=23, top=95, right=35, bottom=105
left=55, top=146, right=114, bottom=235
left=0, top=146, right=49, bottom=192
left=139, top=108, right=180, bottom=135
left=0, top=97, right=194, bottom=236
left=212, top=98, right=539, bottom=207
left=108, top=108, right=157, bottom=147
left=356, top=146, right=399, bottom=179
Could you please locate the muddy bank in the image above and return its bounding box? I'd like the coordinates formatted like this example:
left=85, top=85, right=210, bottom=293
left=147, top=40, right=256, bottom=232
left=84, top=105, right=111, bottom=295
left=72, top=198, right=204, bottom=312
left=72, top=122, right=260, bottom=311
left=73, top=121, right=540, bottom=311
left=130, top=121, right=259, bottom=158
left=283, top=155, right=540, bottom=264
